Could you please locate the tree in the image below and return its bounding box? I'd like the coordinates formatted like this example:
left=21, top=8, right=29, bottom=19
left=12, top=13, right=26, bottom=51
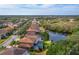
left=40, top=31, right=49, bottom=41
left=46, top=40, right=77, bottom=55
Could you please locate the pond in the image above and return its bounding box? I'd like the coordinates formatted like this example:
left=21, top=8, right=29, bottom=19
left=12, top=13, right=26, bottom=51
left=48, top=31, right=67, bottom=42
left=33, top=31, right=67, bottom=50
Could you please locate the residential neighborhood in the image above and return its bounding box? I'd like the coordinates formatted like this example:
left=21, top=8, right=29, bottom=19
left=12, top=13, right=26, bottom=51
left=0, top=4, right=79, bottom=55
left=0, top=18, right=43, bottom=55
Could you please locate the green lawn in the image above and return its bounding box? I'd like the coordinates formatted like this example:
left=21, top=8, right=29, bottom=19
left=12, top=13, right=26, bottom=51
left=0, top=35, right=12, bottom=44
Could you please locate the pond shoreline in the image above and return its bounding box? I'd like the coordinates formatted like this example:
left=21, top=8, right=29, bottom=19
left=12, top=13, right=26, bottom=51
left=46, top=30, right=67, bottom=42
left=46, top=29, right=72, bottom=35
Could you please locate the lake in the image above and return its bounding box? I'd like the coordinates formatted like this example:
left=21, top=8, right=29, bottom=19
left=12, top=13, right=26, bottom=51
left=48, top=31, right=66, bottom=42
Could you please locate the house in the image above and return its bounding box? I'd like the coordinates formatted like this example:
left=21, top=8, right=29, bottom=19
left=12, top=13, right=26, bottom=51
left=19, top=19, right=41, bottom=48
left=0, top=29, right=8, bottom=39
left=0, top=47, right=27, bottom=55
left=0, top=27, right=14, bottom=39
left=69, top=19, right=75, bottom=22
left=19, top=35, right=39, bottom=48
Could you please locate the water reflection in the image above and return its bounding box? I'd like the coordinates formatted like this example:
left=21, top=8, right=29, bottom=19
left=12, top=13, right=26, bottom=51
left=48, top=31, right=66, bottom=42
left=33, top=36, right=43, bottom=50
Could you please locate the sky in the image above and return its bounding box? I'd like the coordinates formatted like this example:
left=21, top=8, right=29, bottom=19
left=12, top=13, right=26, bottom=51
left=0, top=4, right=79, bottom=15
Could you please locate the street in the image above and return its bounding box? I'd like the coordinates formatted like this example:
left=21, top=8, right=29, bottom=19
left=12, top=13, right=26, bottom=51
left=1, top=35, right=18, bottom=47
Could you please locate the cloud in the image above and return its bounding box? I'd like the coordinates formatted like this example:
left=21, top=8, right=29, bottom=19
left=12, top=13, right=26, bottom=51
left=18, top=4, right=53, bottom=9
left=0, top=5, right=17, bottom=9
left=0, top=4, right=79, bottom=15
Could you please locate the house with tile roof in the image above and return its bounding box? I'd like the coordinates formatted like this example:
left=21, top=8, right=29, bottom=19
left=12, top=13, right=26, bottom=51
left=0, top=47, right=28, bottom=55
left=19, top=19, right=41, bottom=48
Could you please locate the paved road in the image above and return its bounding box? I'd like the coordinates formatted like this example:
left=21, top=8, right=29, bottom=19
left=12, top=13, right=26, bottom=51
left=23, top=50, right=30, bottom=55
left=0, top=35, right=30, bottom=55
left=1, top=35, right=18, bottom=47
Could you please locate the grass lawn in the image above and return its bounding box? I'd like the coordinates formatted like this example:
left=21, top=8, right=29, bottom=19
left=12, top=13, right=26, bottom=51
left=0, top=35, right=12, bottom=44
left=0, top=47, right=6, bottom=52
left=30, top=49, right=48, bottom=55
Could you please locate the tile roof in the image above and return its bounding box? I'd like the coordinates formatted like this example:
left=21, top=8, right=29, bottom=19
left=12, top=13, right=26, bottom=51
left=19, top=35, right=39, bottom=48
left=0, top=29, right=8, bottom=35
left=25, top=34, right=38, bottom=39
left=0, top=47, right=26, bottom=55
left=27, top=23, right=40, bottom=32
left=19, top=43, right=33, bottom=48
left=19, top=19, right=40, bottom=48
left=19, top=37, right=36, bottom=43
left=0, top=27, right=14, bottom=35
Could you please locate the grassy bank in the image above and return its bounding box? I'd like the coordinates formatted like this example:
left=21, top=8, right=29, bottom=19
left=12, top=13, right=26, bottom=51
left=46, top=31, right=79, bottom=55
left=0, top=35, right=12, bottom=44
left=39, top=19, right=79, bottom=55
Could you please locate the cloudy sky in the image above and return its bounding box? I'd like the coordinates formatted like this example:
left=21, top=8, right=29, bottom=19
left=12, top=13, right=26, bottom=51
left=0, top=4, right=79, bottom=15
